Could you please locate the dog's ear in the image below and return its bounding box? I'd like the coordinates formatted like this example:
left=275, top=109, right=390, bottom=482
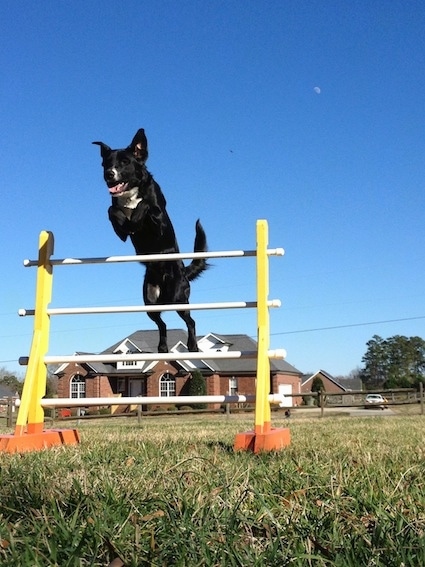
left=129, top=129, right=148, bottom=161
left=92, top=141, right=111, bottom=158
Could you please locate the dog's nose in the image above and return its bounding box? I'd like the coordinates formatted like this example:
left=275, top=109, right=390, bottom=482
left=106, top=169, right=116, bottom=181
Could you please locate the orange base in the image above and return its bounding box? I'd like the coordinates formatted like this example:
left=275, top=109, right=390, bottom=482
left=0, top=429, right=80, bottom=453
left=234, top=427, right=291, bottom=453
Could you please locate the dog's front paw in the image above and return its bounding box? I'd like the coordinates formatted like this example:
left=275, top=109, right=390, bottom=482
left=108, top=206, right=130, bottom=242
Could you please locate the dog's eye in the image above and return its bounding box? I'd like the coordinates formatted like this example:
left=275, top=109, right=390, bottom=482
left=121, top=157, right=130, bottom=165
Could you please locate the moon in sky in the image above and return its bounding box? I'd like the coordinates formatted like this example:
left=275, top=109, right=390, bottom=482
left=313, top=86, right=321, bottom=94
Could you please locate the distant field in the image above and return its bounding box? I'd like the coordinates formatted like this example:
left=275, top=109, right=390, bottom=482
left=0, top=414, right=424, bottom=566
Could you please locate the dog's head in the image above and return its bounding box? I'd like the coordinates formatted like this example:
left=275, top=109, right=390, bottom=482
left=92, top=129, right=149, bottom=196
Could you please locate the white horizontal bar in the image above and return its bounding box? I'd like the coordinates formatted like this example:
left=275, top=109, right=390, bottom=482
left=19, top=349, right=286, bottom=366
left=29, top=393, right=284, bottom=408
left=23, top=247, right=284, bottom=267
left=18, top=299, right=282, bottom=317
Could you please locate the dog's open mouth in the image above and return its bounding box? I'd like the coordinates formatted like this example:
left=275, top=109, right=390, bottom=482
left=108, top=182, right=129, bottom=195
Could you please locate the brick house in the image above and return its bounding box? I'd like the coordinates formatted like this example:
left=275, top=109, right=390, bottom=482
left=54, top=329, right=303, bottom=410
left=301, top=370, right=363, bottom=405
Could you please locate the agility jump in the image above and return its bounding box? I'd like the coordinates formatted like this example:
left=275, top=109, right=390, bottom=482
left=0, top=220, right=290, bottom=453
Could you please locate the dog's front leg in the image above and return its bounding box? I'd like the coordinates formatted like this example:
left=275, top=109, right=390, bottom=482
left=131, top=201, right=166, bottom=236
left=108, top=205, right=131, bottom=242
left=108, top=202, right=150, bottom=240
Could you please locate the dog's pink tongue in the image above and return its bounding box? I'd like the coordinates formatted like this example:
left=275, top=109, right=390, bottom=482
left=109, top=183, right=124, bottom=195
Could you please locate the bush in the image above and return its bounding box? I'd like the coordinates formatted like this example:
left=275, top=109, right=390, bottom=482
left=187, top=370, right=207, bottom=409
left=87, top=409, right=99, bottom=416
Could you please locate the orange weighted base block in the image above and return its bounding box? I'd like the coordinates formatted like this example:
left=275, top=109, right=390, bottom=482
left=0, top=429, right=80, bottom=453
left=234, top=427, right=291, bottom=453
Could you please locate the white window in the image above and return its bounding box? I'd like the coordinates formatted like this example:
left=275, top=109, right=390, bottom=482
left=70, top=375, right=86, bottom=398
left=229, top=376, right=238, bottom=395
left=160, top=373, right=176, bottom=397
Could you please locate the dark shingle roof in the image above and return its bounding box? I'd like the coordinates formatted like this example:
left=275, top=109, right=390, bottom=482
left=54, top=329, right=302, bottom=376
left=103, top=329, right=189, bottom=355
left=302, top=370, right=361, bottom=391
left=205, top=333, right=301, bottom=375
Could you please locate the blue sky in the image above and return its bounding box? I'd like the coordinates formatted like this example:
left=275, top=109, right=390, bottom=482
left=1, top=0, right=424, bottom=378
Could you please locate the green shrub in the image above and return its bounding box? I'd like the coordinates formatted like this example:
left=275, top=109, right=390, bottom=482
left=187, top=370, right=207, bottom=409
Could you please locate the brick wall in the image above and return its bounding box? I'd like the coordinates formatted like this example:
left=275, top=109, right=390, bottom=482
left=55, top=364, right=302, bottom=409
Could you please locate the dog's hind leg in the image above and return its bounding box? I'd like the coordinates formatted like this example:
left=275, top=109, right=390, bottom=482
left=177, top=310, right=198, bottom=352
left=144, top=278, right=168, bottom=352
left=147, top=311, right=168, bottom=353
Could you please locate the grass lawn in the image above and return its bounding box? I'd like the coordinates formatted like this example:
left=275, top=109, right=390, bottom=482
left=0, top=414, right=424, bottom=566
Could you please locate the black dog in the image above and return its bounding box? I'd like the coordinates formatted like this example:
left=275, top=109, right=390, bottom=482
left=93, top=129, right=208, bottom=353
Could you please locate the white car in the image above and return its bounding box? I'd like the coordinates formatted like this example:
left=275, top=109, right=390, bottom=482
left=364, top=394, right=387, bottom=409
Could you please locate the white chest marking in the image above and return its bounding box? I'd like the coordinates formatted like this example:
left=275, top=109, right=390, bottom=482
left=116, top=187, right=143, bottom=210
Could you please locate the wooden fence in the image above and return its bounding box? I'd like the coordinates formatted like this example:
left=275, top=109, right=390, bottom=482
left=0, top=398, right=16, bottom=428
left=34, top=385, right=424, bottom=424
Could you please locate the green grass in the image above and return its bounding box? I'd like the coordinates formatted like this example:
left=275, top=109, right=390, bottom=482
left=0, top=414, right=424, bottom=566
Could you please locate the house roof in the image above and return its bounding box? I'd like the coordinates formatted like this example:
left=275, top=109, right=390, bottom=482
left=302, top=370, right=349, bottom=391
left=54, top=329, right=302, bottom=376
left=54, top=352, right=116, bottom=376
left=205, top=332, right=301, bottom=375
left=337, top=377, right=363, bottom=391
left=103, top=329, right=187, bottom=356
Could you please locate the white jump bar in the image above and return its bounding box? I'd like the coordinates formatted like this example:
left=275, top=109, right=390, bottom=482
left=19, top=349, right=286, bottom=366
left=23, top=247, right=285, bottom=267
left=18, top=299, right=281, bottom=317
left=20, top=393, right=285, bottom=408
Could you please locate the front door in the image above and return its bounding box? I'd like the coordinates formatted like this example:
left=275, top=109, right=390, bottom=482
left=129, top=379, right=147, bottom=411
left=129, top=379, right=146, bottom=397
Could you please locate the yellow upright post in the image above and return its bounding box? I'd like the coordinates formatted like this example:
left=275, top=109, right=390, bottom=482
left=15, top=231, right=54, bottom=436
left=254, top=219, right=272, bottom=435
left=0, top=231, right=80, bottom=452
left=234, top=220, right=290, bottom=452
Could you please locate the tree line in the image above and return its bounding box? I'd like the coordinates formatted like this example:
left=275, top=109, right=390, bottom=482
left=360, top=334, right=425, bottom=389
left=0, top=367, right=57, bottom=397
left=0, top=368, right=23, bottom=396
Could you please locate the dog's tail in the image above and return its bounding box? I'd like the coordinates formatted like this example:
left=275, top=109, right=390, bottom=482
left=185, top=220, right=209, bottom=281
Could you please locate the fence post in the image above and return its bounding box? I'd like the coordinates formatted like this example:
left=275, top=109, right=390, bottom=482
left=7, top=398, right=13, bottom=428
left=420, top=382, right=424, bottom=416
left=225, top=390, right=231, bottom=419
